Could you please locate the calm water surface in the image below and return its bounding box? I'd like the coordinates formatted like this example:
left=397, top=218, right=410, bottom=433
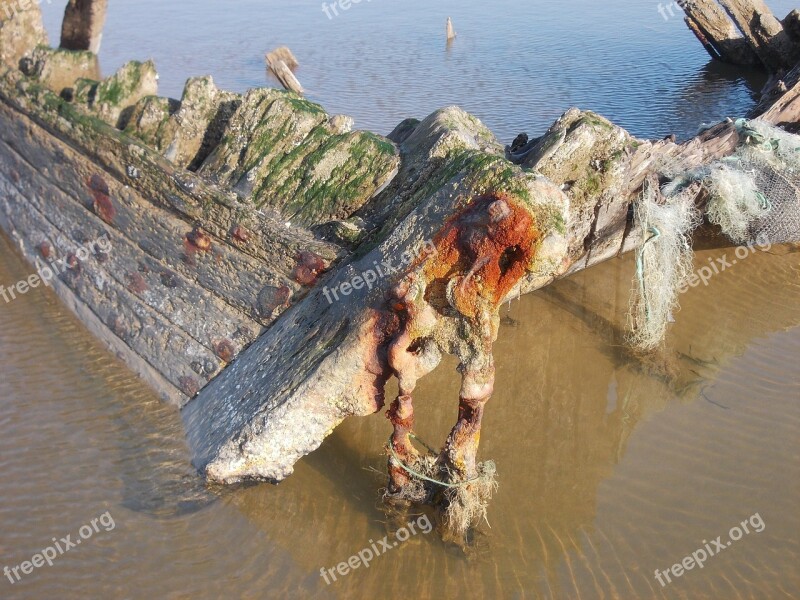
left=3, top=1, right=800, bottom=598
left=38, top=0, right=798, bottom=141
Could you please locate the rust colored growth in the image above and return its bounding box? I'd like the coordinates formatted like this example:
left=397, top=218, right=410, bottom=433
left=38, top=241, right=52, bottom=260
left=345, top=309, right=400, bottom=416
left=386, top=396, right=415, bottom=430
left=66, top=253, right=81, bottom=273
left=186, top=226, right=213, bottom=252
left=230, top=224, right=251, bottom=244
left=256, top=284, right=292, bottom=318
left=179, top=376, right=200, bottom=398
left=213, top=339, right=236, bottom=363
left=87, top=174, right=116, bottom=225
left=292, top=251, right=327, bottom=286
left=126, top=272, right=148, bottom=294
left=420, top=192, right=539, bottom=317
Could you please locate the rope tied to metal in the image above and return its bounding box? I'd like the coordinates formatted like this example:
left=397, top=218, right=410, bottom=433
left=387, top=434, right=494, bottom=489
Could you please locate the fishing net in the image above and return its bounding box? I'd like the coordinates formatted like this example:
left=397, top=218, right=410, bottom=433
left=628, top=179, right=699, bottom=350
left=628, top=119, right=800, bottom=350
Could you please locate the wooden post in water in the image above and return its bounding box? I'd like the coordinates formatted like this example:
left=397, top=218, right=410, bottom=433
left=266, top=47, right=304, bottom=95
left=60, top=0, right=108, bottom=54
left=447, top=17, right=456, bottom=41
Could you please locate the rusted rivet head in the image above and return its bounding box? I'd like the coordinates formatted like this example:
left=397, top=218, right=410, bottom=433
left=231, top=225, right=251, bottom=243
left=38, top=242, right=52, bottom=260
left=179, top=376, right=200, bottom=398
left=66, top=253, right=81, bottom=271
left=214, top=339, right=236, bottom=363
left=292, top=251, right=327, bottom=285
left=187, top=227, right=212, bottom=252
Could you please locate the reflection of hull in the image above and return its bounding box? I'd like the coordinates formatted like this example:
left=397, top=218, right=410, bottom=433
left=218, top=246, right=800, bottom=597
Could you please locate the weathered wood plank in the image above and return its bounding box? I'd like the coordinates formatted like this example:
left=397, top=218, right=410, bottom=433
left=717, top=0, right=798, bottom=69
left=0, top=98, right=308, bottom=325
left=0, top=140, right=262, bottom=355
left=682, top=0, right=760, bottom=65
left=0, top=174, right=219, bottom=401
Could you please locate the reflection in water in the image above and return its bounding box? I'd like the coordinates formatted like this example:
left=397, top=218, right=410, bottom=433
left=1, top=225, right=799, bottom=597
left=220, top=238, right=800, bottom=598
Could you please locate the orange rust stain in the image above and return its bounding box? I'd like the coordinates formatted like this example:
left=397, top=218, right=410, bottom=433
left=213, top=339, right=236, bottom=363
left=416, top=192, right=540, bottom=317
left=292, top=251, right=327, bottom=286
left=348, top=308, right=400, bottom=415
left=87, top=174, right=116, bottom=225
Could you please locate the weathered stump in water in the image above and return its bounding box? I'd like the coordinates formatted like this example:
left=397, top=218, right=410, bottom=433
left=683, top=0, right=800, bottom=71
left=60, top=0, right=108, bottom=54
left=447, top=17, right=457, bottom=41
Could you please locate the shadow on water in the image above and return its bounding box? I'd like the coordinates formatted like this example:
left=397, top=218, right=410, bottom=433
left=209, top=242, right=799, bottom=597
left=110, top=400, right=221, bottom=518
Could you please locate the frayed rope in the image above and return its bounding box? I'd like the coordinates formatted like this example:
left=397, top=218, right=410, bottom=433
left=387, top=434, right=492, bottom=489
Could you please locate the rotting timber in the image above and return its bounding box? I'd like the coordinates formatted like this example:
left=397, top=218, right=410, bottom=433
left=1, top=1, right=799, bottom=532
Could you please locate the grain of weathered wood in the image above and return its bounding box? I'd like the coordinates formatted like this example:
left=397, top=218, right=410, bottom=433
left=717, top=0, right=799, bottom=69
left=682, top=0, right=760, bottom=65
left=0, top=141, right=261, bottom=354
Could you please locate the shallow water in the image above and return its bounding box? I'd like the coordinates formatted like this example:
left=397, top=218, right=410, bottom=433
left=2, top=227, right=799, bottom=599
left=38, top=0, right=797, bottom=141
left=3, top=1, right=800, bottom=598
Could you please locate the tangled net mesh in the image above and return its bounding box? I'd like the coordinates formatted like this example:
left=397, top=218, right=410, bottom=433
left=628, top=119, right=800, bottom=350
left=627, top=180, right=698, bottom=350
left=441, top=461, right=498, bottom=537
left=384, top=442, right=498, bottom=537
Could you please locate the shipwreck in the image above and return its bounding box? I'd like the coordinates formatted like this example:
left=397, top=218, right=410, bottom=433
left=1, top=0, right=798, bottom=533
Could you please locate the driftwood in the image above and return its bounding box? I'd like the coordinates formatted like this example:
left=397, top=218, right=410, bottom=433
left=266, top=47, right=303, bottom=94
left=683, top=0, right=800, bottom=70
left=0, top=0, right=798, bottom=518
left=60, top=0, right=108, bottom=54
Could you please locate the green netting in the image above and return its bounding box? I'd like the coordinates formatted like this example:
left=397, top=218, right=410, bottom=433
left=628, top=119, right=800, bottom=350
